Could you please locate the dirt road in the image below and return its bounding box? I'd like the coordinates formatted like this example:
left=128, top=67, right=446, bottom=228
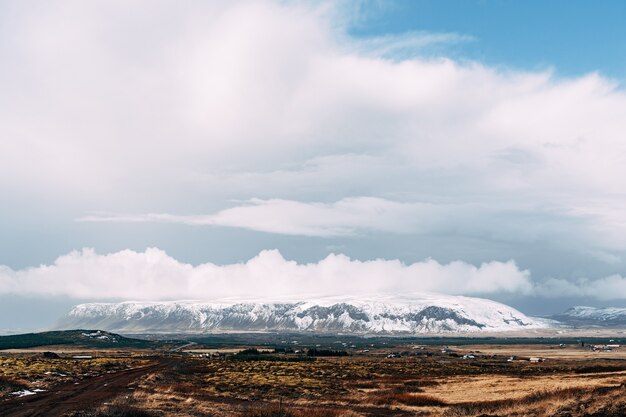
left=0, top=359, right=170, bottom=417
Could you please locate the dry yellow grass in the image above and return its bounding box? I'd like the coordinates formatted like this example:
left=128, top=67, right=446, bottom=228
left=0, top=354, right=147, bottom=396
left=422, top=371, right=626, bottom=404
left=4, top=344, right=626, bottom=416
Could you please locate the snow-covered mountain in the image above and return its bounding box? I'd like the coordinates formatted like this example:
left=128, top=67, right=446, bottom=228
left=552, top=306, right=626, bottom=327
left=56, top=294, right=546, bottom=334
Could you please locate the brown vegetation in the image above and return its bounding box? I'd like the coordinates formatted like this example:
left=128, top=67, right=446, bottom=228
left=0, top=376, right=26, bottom=396
left=3, top=344, right=626, bottom=416
left=68, top=403, right=157, bottom=417
left=370, top=392, right=447, bottom=406
left=0, top=353, right=147, bottom=395
left=240, top=403, right=342, bottom=417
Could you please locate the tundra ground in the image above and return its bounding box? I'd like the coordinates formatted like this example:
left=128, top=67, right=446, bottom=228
left=2, top=342, right=626, bottom=416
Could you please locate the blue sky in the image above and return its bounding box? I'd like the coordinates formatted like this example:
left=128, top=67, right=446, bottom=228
left=1, top=0, right=626, bottom=330
left=351, top=0, right=626, bottom=80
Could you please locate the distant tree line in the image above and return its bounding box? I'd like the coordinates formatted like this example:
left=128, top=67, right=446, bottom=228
left=306, top=348, right=348, bottom=357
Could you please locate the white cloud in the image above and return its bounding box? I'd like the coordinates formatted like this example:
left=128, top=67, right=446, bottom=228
left=2, top=0, right=626, bottom=277
left=538, top=275, right=626, bottom=300
left=4, top=247, right=626, bottom=301
left=77, top=197, right=611, bottom=265
left=353, top=31, right=475, bottom=59
left=77, top=197, right=435, bottom=236
left=0, top=248, right=532, bottom=300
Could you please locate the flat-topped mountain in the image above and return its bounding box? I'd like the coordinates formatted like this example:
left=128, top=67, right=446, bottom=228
left=56, top=294, right=545, bottom=334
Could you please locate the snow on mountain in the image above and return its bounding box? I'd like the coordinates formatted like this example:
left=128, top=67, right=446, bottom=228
left=552, top=306, right=626, bottom=327
left=56, top=294, right=546, bottom=334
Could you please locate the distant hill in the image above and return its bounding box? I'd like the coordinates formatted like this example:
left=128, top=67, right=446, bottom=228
left=552, top=306, right=626, bottom=328
left=55, top=294, right=546, bottom=334
left=0, top=330, right=154, bottom=350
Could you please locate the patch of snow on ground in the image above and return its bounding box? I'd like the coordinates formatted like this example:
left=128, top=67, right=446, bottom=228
left=11, top=389, right=45, bottom=397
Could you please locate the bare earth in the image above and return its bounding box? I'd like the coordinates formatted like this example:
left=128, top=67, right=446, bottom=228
left=0, top=359, right=169, bottom=417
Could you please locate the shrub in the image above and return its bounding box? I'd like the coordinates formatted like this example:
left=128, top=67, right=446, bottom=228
left=306, top=349, right=348, bottom=357
left=240, top=404, right=295, bottom=417
left=404, top=379, right=440, bottom=387
left=0, top=376, right=26, bottom=394
left=240, top=404, right=340, bottom=417
left=239, top=348, right=262, bottom=355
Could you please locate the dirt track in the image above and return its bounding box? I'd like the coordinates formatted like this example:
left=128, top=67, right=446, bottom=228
left=0, top=359, right=170, bottom=417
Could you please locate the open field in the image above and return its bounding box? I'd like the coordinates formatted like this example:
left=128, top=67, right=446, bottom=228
left=452, top=344, right=626, bottom=360
left=3, top=334, right=626, bottom=416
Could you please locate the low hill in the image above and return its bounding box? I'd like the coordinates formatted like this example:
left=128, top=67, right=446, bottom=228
left=552, top=306, right=626, bottom=327
left=0, top=330, right=154, bottom=350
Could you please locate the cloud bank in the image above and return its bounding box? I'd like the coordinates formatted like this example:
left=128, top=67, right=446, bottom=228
left=0, top=248, right=533, bottom=300
left=4, top=248, right=626, bottom=301
left=538, top=276, right=626, bottom=301
left=2, top=0, right=626, bottom=252
left=2, top=0, right=626, bottom=298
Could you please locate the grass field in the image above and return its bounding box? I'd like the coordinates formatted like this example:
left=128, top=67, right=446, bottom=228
left=3, top=335, right=626, bottom=416
left=124, top=346, right=626, bottom=416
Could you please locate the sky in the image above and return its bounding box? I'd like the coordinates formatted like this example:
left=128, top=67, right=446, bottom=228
left=2, top=0, right=626, bottom=330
